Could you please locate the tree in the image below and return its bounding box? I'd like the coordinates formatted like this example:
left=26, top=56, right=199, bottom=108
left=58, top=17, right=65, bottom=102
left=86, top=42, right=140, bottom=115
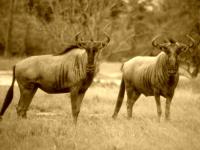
left=4, top=0, right=15, bottom=57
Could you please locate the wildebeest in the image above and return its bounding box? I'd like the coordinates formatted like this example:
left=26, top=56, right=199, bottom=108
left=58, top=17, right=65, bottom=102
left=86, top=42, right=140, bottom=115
left=150, top=35, right=199, bottom=79
left=179, top=37, right=200, bottom=78
left=0, top=32, right=110, bottom=124
left=112, top=36, right=194, bottom=121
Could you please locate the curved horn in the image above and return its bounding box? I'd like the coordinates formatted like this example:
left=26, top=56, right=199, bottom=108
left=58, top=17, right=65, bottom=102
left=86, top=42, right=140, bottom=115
left=152, top=35, right=171, bottom=48
left=75, top=32, right=82, bottom=43
left=102, top=32, right=110, bottom=45
left=152, top=35, right=161, bottom=48
left=176, top=42, right=187, bottom=47
left=75, top=32, right=87, bottom=49
left=186, top=34, right=195, bottom=48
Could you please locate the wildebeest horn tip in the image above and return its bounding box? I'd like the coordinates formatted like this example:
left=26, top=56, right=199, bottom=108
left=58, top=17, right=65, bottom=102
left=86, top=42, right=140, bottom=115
left=103, top=32, right=110, bottom=44
left=152, top=35, right=161, bottom=48
left=186, top=34, right=195, bottom=48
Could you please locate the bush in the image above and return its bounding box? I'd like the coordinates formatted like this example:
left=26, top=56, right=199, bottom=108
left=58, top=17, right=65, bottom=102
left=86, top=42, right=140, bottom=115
left=0, top=0, right=199, bottom=63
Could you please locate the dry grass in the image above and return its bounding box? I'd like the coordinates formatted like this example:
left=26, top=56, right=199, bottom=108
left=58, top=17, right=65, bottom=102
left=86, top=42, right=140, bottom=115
left=0, top=81, right=200, bottom=150
left=0, top=62, right=200, bottom=150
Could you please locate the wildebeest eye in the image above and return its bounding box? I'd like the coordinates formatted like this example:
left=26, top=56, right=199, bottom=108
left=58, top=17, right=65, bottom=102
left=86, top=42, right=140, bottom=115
left=176, top=48, right=182, bottom=55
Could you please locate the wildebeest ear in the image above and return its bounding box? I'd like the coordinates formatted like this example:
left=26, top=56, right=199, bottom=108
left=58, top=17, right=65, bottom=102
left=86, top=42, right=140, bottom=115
left=176, top=44, right=188, bottom=55
left=97, top=42, right=107, bottom=49
left=77, top=42, right=87, bottom=50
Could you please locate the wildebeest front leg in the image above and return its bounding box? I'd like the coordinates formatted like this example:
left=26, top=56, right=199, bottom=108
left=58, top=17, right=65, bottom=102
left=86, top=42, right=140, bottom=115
left=154, top=94, right=162, bottom=122
left=70, top=90, right=85, bottom=124
left=17, top=84, right=38, bottom=118
left=165, top=97, right=172, bottom=121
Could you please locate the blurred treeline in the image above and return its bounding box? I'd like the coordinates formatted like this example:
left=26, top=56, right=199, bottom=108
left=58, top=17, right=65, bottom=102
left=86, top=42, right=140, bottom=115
left=0, top=0, right=199, bottom=61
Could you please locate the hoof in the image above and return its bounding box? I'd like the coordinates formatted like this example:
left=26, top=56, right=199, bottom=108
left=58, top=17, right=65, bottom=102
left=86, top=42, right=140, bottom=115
left=127, top=116, right=132, bottom=120
left=73, top=118, right=78, bottom=125
left=112, top=114, right=117, bottom=119
left=16, top=109, right=27, bottom=118
left=17, top=115, right=27, bottom=120
left=165, top=118, right=170, bottom=122
left=157, top=118, right=161, bottom=123
left=17, top=112, right=27, bottom=119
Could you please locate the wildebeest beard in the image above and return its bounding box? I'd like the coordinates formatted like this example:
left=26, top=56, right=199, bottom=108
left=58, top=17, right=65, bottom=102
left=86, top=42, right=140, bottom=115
left=168, top=75, right=176, bottom=86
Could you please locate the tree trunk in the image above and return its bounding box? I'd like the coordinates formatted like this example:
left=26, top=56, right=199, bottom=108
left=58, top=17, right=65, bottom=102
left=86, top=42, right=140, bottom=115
left=4, top=0, right=15, bottom=57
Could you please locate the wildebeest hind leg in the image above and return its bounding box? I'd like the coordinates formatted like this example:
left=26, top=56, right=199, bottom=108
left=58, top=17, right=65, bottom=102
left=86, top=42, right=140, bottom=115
left=70, top=90, right=85, bottom=124
left=16, top=83, right=38, bottom=118
left=126, top=87, right=140, bottom=119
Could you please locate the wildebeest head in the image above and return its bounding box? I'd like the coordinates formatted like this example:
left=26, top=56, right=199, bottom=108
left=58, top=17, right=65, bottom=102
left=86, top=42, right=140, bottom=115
left=152, top=35, right=195, bottom=75
left=75, top=32, right=110, bottom=64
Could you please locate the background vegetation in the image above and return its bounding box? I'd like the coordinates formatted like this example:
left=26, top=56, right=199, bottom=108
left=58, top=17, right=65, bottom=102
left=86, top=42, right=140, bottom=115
left=0, top=0, right=199, bottom=61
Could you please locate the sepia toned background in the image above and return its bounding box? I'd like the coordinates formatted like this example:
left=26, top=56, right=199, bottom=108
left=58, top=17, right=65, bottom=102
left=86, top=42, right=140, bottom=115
left=0, top=0, right=200, bottom=150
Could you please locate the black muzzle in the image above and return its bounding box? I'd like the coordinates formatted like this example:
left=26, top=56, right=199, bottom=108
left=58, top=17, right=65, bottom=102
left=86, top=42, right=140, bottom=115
left=168, top=67, right=178, bottom=75
left=86, top=65, right=95, bottom=73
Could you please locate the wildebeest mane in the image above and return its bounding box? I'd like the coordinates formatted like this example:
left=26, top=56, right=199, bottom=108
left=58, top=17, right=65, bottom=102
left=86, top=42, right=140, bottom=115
left=54, top=45, right=80, bottom=56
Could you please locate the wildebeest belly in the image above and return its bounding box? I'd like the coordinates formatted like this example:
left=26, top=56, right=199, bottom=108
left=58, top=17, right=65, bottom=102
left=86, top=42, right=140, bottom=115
left=135, top=86, right=154, bottom=96
left=35, top=78, right=71, bottom=94
left=38, top=85, right=70, bottom=94
left=132, top=73, right=154, bottom=96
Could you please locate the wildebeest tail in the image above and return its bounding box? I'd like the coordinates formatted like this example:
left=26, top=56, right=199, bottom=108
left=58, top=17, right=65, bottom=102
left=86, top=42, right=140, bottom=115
left=0, top=65, right=16, bottom=117
left=112, top=76, right=125, bottom=119
left=120, top=63, right=124, bottom=71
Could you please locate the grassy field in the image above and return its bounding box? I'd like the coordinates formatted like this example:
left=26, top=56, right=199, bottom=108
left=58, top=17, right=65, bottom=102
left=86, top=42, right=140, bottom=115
left=0, top=62, right=200, bottom=150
